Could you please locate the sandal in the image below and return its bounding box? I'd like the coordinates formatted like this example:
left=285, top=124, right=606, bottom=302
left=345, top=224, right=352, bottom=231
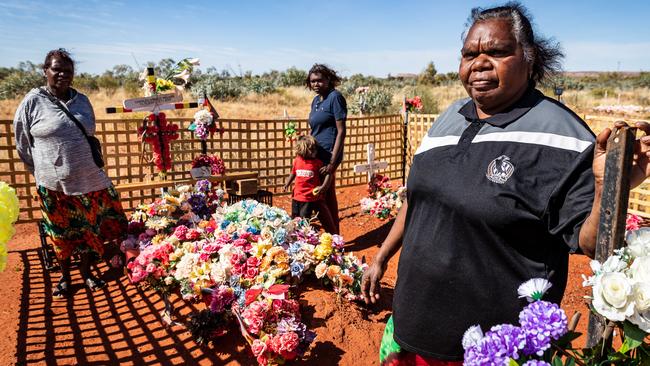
left=53, top=280, right=70, bottom=298
left=85, top=277, right=106, bottom=292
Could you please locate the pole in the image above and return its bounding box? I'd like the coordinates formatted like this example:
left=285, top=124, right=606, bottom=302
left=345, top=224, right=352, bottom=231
left=402, top=96, right=409, bottom=186
left=586, top=126, right=635, bottom=350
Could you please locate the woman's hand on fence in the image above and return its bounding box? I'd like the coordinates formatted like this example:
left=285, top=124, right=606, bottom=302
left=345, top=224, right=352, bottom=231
left=319, top=163, right=334, bottom=176
left=361, top=259, right=386, bottom=305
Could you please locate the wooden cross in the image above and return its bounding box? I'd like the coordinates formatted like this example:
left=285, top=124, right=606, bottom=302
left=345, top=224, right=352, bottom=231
left=586, top=125, right=636, bottom=353
left=105, top=67, right=199, bottom=175
left=353, top=143, right=388, bottom=181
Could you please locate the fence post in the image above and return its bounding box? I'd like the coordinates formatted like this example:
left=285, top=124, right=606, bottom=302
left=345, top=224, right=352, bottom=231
left=402, top=97, right=409, bottom=185
left=586, top=126, right=635, bottom=351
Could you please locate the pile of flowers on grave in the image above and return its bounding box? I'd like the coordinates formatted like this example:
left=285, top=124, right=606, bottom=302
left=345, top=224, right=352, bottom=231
left=360, top=174, right=406, bottom=220
left=121, top=179, right=366, bottom=365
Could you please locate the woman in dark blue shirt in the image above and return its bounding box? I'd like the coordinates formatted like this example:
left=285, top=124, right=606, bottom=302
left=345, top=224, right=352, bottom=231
left=306, top=64, right=347, bottom=234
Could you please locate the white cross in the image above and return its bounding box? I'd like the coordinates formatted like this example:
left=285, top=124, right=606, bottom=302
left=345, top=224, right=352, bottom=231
left=353, top=143, right=388, bottom=182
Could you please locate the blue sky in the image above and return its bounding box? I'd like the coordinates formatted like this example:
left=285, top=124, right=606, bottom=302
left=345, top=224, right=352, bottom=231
left=1, top=0, right=648, bottom=76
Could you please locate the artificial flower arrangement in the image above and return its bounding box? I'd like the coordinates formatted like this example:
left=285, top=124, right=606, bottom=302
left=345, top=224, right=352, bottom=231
left=138, top=112, right=179, bottom=173
left=0, top=182, right=20, bottom=271
left=462, top=216, right=650, bottom=366
left=284, top=121, right=298, bottom=142
left=360, top=174, right=406, bottom=220
left=462, top=278, right=575, bottom=366
left=122, top=181, right=366, bottom=365
left=141, top=58, right=200, bottom=96
left=405, top=96, right=423, bottom=113
left=579, top=223, right=650, bottom=364
left=190, top=154, right=226, bottom=179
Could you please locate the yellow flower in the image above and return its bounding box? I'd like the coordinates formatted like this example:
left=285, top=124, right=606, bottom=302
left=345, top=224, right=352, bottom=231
left=198, top=220, right=210, bottom=229
left=183, top=242, right=194, bottom=252
left=251, top=239, right=272, bottom=258
left=319, top=233, right=333, bottom=248
left=131, top=211, right=148, bottom=222
left=0, top=247, right=7, bottom=272
left=163, top=194, right=180, bottom=206
left=151, top=234, right=166, bottom=245
left=0, top=221, right=16, bottom=245
left=313, top=244, right=333, bottom=261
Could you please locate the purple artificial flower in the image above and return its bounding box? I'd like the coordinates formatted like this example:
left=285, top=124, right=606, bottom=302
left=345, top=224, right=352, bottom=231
left=522, top=361, right=551, bottom=366
left=519, top=300, right=568, bottom=356
left=196, top=179, right=211, bottom=192
left=464, top=324, right=526, bottom=366
left=195, top=123, right=209, bottom=140
left=210, top=285, right=236, bottom=313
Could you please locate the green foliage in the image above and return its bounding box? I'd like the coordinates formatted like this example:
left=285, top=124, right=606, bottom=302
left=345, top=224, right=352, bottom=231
left=348, top=87, right=396, bottom=115
left=401, top=85, right=438, bottom=114
left=244, top=77, right=276, bottom=95
left=192, top=76, right=247, bottom=100
left=418, top=61, right=437, bottom=85
left=278, top=67, right=307, bottom=87
left=0, top=71, right=43, bottom=100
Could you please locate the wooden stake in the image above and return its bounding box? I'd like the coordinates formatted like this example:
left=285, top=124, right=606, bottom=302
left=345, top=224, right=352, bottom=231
left=586, top=125, right=636, bottom=348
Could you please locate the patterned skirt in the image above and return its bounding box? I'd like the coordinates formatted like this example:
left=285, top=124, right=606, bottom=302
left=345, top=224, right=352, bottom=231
left=380, top=316, right=463, bottom=366
left=37, top=185, right=128, bottom=260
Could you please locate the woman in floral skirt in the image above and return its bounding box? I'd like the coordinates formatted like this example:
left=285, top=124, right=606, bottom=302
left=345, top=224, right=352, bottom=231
left=14, top=49, right=127, bottom=298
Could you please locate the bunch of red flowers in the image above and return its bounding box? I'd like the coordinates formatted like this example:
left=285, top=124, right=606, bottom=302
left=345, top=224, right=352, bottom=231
left=405, top=96, right=423, bottom=113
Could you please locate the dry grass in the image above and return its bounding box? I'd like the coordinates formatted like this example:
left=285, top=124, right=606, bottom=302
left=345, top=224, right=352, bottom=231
left=1, top=85, right=649, bottom=121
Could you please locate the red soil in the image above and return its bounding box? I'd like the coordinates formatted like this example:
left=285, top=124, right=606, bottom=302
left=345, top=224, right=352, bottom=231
left=0, top=184, right=591, bottom=365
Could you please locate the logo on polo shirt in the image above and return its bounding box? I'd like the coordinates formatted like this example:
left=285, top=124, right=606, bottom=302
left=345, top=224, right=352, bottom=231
left=486, top=155, right=515, bottom=184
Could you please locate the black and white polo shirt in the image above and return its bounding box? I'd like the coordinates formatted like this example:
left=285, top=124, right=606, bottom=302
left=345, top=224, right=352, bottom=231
left=392, top=88, right=596, bottom=360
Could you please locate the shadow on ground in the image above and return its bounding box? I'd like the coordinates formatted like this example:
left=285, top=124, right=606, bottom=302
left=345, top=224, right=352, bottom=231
left=14, top=248, right=252, bottom=365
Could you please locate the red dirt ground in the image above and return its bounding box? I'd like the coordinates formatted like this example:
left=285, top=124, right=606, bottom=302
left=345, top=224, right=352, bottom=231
left=0, top=184, right=591, bottom=365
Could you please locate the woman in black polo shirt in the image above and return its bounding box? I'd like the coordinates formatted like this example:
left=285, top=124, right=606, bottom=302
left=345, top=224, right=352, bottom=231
left=361, top=3, right=650, bottom=365
left=306, top=64, right=347, bottom=234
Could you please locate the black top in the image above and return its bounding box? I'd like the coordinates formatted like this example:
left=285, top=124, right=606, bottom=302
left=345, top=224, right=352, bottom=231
left=392, top=88, right=596, bottom=360
left=309, top=89, right=347, bottom=164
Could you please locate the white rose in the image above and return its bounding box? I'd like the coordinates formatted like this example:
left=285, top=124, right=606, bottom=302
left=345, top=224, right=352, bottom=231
left=632, top=282, right=650, bottom=312
left=626, top=227, right=650, bottom=258
left=592, top=272, right=635, bottom=321
left=210, top=262, right=227, bottom=284
left=601, top=255, right=627, bottom=273
left=629, top=256, right=650, bottom=284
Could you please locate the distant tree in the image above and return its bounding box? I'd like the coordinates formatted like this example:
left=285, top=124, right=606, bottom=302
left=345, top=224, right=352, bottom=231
left=418, top=61, right=437, bottom=85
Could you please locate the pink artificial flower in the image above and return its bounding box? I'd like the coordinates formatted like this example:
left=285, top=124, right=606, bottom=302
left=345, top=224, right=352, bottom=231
left=246, top=256, right=261, bottom=268
left=186, top=229, right=201, bottom=240
left=251, top=339, right=268, bottom=357
left=245, top=266, right=259, bottom=279
left=627, top=214, right=643, bottom=231
left=271, top=332, right=300, bottom=359
left=173, top=225, right=189, bottom=240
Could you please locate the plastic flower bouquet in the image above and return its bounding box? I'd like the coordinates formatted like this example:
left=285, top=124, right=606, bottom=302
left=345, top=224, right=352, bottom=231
left=360, top=174, right=406, bottom=220
left=579, top=226, right=650, bottom=363
left=462, top=278, right=575, bottom=366
left=141, top=57, right=200, bottom=96
left=235, top=285, right=315, bottom=366
left=405, top=96, right=423, bottom=113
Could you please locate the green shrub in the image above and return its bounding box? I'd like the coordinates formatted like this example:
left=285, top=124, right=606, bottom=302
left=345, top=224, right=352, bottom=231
left=0, top=71, right=43, bottom=100
left=191, top=76, right=246, bottom=100
left=279, top=67, right=307, bottom=87
left=244, top=77, right=276, bottom=95
left=348, top=87, right=396, bottom=115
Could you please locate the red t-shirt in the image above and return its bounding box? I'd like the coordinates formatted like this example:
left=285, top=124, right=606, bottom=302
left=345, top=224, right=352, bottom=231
left=291, top=156, right=323, bottom=202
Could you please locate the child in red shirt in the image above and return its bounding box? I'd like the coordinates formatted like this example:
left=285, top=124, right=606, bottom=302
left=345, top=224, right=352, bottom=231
left=283, top=135, right=336, bottom=233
